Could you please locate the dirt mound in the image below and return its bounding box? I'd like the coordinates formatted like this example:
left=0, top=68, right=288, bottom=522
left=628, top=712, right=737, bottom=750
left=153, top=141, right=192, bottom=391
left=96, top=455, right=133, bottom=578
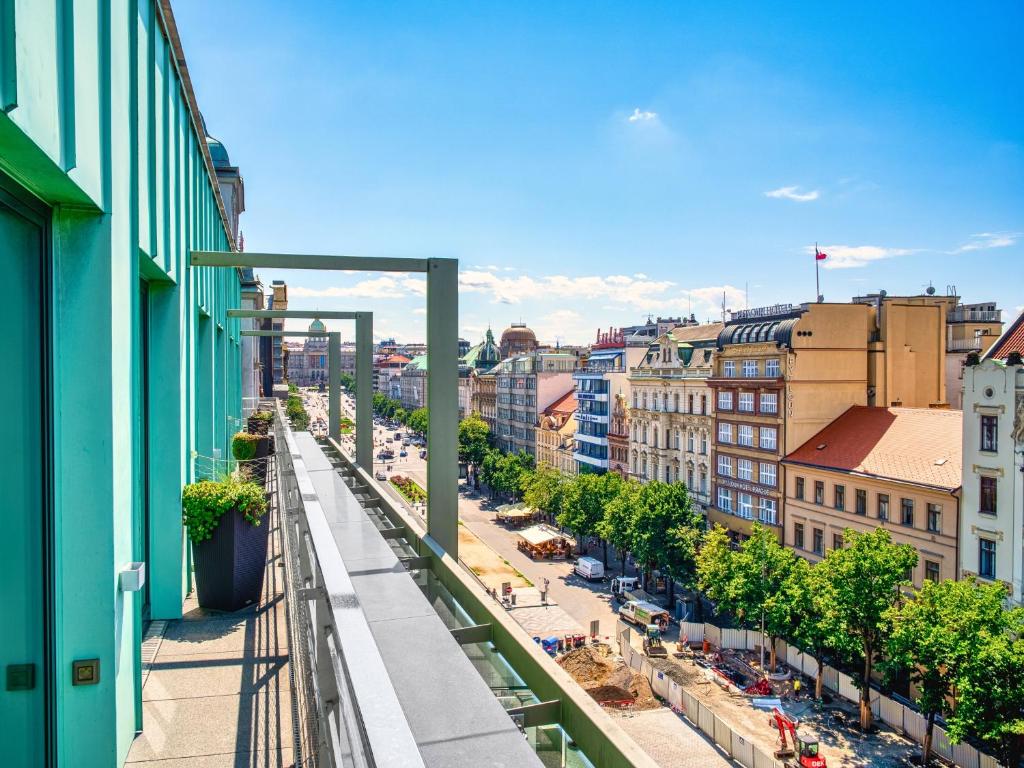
left=558, top=645, right=614, bottom=685
left=559, top=646, right=659, bottom=710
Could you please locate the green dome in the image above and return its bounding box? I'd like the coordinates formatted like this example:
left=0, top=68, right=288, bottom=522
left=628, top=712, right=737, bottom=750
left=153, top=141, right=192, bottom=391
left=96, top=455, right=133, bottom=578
left=309, top=319, right=327, bottom=334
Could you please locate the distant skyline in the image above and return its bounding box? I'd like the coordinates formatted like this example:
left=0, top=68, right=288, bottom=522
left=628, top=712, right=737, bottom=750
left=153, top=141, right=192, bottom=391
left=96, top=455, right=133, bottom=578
left=178, top=1, right=1022, bottom=344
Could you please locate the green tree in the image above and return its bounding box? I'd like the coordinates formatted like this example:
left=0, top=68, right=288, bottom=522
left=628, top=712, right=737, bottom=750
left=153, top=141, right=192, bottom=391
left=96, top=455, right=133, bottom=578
left=697, top=524, right=736, bottom=607
left=599, top=479, right=640, bottom=575
left=948, top=607, right=1024, bottom=767
left=558, top=472, right=623, bottom=560
left=787, top=557, right=857, bottom=700
left=393, top=407, right=408, bottom=424
left=407, top=407, right=429, bottom=436
left=817, top=527, right=917, bottom=730
left=630, top=480, right=702, bottom=597
left=339, top=372, right=356, bottom=392
left=458, top=414, right=491, bottom=487
left=478, top=448, right=501, bottom=497
left=495, top=451, right=534, bottom=500
left=886, top=578, right=1010, bottom=766
left=522, top=463, right=568, bottom=519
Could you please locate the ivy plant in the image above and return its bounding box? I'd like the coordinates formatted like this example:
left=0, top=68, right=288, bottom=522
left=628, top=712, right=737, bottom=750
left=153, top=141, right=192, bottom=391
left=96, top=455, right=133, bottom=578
left=182, top=477, right=268, bottom=543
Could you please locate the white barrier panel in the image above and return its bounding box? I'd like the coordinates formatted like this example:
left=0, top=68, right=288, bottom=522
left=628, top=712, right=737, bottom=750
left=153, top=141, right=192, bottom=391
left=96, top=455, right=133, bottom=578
left=668, top=680, right=683, bottom=709
left=877, top=695, right=904, bottom=730
left=698, top=703, right=715, bottom=736
left=821, top=665, right=839, bottom=693
left=705, top=623, right=722, bottom=647
left=713, top=713, right=732, bottom=751
left=652, top=669, right=670, bottom=699
left=679, top=621, right=704, bottom=643
left=903, top=707, right=926, bottom=743
left=837, top=671, right=859, bottom=702
left=731, top=733, right=754, bottom=768
left=721, top=627, right=747, bottom=649
left=753, top=747, right=781, bottom=768
left=979, top=754, right=1004, bottom=768
left=682, top=689, right=698, bottom=722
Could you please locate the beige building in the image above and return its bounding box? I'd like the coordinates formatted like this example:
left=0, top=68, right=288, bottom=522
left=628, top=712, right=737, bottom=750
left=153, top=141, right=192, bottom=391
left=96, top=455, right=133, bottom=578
left=627, top=322, right=722, bottom=511
left=608, top=393, right=630, bottom=477
left=535, top=390, right=578, bottom=476
left=782, top=406, right=962, bottom=588
left=493, top=352, right=578, bottom=456
left=945, top=300, right=1003, bottom=409
left=709, top=296, right=951, bottom=542
left=470, top=371, right=497, bottom=433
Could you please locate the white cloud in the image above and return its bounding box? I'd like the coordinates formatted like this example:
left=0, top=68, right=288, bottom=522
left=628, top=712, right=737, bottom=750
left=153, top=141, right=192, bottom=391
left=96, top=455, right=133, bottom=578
left=412, top=307, right=426, bottom=315
left=956, top=232, right=1020, bottom=253
left=290, top=274, right=425, bottom=300
left=765, top=185, right=820, bottom=202
left=627, top=107, right=657, bottom=123
left=685, top=285, right=747, bottom=316
left=806, top=244, right=916, bottom=270
left=458, top=270, right=678, bottom=311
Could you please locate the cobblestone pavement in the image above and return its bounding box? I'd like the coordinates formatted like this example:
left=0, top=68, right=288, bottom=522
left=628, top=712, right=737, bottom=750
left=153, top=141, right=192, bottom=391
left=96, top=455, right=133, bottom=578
left=609, top=709, right=731, bottom=768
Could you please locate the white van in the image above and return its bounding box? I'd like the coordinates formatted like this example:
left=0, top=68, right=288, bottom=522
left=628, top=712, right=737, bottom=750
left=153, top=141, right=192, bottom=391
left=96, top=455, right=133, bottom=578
left=574, top=556, right=604, bottom=581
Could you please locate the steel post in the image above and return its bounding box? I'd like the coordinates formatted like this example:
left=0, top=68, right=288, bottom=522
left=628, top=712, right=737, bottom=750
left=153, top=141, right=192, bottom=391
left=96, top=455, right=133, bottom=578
left=426, top=258, right=459, bottom=558
left=328, top=332, right=341, bottom=443
left=355, top=314, right=373, bottom=469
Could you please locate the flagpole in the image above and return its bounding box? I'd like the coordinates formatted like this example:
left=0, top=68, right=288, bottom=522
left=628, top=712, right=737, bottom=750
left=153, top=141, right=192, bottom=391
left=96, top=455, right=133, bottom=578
left=815, top=241, right=820, bottom=302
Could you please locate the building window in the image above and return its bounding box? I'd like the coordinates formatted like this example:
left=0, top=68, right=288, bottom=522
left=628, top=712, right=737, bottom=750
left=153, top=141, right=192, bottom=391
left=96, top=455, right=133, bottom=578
left=759, top=498, right=777, bottom=525
left=700, top=432, right=708, bottom=454
left=742, top=359, right=758, bottom=377
left=878, top=493, right=890, bottom=521
left=980, top=415, right=998, bottom=452
left=814, top=481, right=824, bottom=505
left=766, top=358, right=780, bottom=377
left=738, top=392, right=755, bottom=412
left=812, top=528, right=824, bottom=556
left=718, top=423, right=733, bottom=444
left=737, top=458, right=753, bottom=481
left=759, top=392, right=778, bottom=414
left=759, top=426, right=777, bottom=450
left=979, top=539, right=996, bottom=579
left=900, top=498, right=914, bottom=527
left=738, top=493, right=753, bottom=519
left=718, top=455, right=733, bottom=477
left=832, top=533, right=843, bottom=551
left=687, top=468, right=694, bottom=489
left=633, top=392, right=638, bottom=409
left=980, top=476, right=997, bottom=515
left=855, top=489, right=867, bottom=516
left=700, top=395, right=707, bottom=415
left=795, top=476, right=805, bottom=500
left=927, top=504, right=941, bottom=534
left=794, top=523, right=805, bottom=550
left=724, top=361, right=736, bottom=378
left=689, top=394, right=695, bottom=413
left=925, top=560, right=940, bottom=583
left=738, top=424, right=754, bottom=447
left=834, top=485, right=845, bottom=511
left=674, top=393, right=680, bottom=412
left=687, top=429, right=695, bottom=452
left=759, top=462, right=776, bottom=487
left=700, top=471, right=707, bottom=493
left=718, top=391, right=733, bottom=410
left=718, top=487, right=733, bottom=512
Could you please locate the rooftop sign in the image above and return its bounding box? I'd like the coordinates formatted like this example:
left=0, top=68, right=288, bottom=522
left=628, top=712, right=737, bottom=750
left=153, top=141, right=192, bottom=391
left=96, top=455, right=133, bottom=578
left=729, top=303, right=796, bottom=321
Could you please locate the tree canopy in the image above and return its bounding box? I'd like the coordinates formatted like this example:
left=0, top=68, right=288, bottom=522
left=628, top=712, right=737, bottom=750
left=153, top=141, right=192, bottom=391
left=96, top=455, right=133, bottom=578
left=458, top=414, right=491, bottom=467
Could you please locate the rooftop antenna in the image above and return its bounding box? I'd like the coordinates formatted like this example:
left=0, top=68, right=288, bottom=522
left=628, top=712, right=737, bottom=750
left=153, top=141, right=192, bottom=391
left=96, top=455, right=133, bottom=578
left=721, top=291, right=728, bottom=323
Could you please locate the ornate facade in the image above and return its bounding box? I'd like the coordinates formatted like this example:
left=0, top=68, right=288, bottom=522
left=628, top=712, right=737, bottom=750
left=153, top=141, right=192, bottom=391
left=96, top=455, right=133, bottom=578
left=535, top=390, right=578, bottom=476
left=283, top=319, right=330, bottom=387
left=627, top=323, right=722, bottom=513
left=607, top=393, right=630, bottom=477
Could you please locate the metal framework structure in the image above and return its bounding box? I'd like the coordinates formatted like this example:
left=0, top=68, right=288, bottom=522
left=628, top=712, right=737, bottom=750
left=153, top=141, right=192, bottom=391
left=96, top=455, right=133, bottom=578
left=194, top=250, right=459, bottom=557
left=231, top=309, right=373, bottom=468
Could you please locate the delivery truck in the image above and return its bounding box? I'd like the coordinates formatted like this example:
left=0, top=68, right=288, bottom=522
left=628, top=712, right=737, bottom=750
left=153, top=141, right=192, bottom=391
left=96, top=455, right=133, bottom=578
left=618, top=599, right=670, bottom=630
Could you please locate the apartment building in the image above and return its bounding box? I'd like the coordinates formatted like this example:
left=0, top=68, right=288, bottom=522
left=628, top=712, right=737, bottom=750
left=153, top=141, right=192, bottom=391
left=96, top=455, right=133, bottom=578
left=708, top=296, right=949, bottom=541
left=960, top=312, right=1024, bottom=602
left=535, top=390, right=579, bottom=476
left=608, top=393, right=630, bottom=477
left=573, top=328, right=647, bottom=473
left=471, top=371, right=498, bottom=432
left=628, top=322, right=722, bottom=511
left=374, top=354, right=411, bottom=397
left=493, top=352, right=578, bottom=455
left=946, top=300, right=1004, bottom=409
left=399, top=354, right=428, bottom=410
left=782, top=407, right=962, bottom=588
left=458, top=328, right=502, bottom=418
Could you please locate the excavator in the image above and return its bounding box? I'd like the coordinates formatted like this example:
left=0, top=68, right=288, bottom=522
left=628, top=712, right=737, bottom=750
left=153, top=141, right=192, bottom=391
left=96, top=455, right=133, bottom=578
left=769, top=707, right=826, bottom=768
left=642, top=624, right=667, bottom=658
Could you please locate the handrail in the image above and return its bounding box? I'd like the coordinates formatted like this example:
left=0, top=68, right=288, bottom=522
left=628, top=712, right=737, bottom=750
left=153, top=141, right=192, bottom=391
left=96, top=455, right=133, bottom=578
left=274, top=403, right=425, bottom=768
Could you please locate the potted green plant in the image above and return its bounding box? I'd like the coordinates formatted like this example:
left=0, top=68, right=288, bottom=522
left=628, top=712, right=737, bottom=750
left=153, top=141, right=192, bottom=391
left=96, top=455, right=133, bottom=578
left=182, top=476, right=269, bottom=611
left=247, top=409, right=273, bottom=435
left=232, top=430, right=270, bottom=484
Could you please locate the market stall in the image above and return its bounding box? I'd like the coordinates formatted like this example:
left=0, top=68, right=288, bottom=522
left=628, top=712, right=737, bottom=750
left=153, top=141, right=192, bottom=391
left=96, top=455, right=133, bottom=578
left=516, top=524, right=575, bottom=559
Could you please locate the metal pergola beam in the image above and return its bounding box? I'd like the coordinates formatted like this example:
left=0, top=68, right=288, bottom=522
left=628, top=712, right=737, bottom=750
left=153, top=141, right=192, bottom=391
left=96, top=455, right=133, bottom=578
left=196, top=250, right=460, bottom=558
left=228, top=309, right=368, bottom=320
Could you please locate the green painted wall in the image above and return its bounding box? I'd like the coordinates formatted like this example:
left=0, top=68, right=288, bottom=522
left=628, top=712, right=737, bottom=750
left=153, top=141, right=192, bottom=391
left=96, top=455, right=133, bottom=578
left=0, top=1, right=242, bottom=765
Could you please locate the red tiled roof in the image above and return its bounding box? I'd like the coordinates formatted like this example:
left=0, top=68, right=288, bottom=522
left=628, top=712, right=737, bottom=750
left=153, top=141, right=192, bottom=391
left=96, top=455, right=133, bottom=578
left=984, top=310, right=1024, bottom=361
left=382, top=354, right=411, bottom=365
left=543, top=389, right=577, bottom=416
left=783, top=406, right=962, bottom=490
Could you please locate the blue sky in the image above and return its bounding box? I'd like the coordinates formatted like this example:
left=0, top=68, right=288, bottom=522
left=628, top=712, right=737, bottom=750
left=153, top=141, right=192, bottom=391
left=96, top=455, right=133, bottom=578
left=177, top=1, right=1023, bottom=344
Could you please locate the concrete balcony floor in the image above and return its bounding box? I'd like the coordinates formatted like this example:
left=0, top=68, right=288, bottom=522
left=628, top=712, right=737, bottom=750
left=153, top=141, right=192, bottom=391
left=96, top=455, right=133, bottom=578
left=126, top=504, right=294, bottom=767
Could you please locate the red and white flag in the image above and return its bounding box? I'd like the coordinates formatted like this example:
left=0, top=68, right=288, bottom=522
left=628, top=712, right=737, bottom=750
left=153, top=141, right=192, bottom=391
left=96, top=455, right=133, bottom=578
left=815, top=247, right=828, bottom=261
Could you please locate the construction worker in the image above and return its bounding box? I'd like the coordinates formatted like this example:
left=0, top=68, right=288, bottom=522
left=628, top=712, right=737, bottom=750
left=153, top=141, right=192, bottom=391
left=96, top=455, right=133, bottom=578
left=792, top=678, right=802, bottom=699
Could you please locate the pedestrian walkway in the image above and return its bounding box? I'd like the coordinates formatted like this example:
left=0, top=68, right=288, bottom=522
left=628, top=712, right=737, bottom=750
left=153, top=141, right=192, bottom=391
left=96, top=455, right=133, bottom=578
left=125, top=505, right=294, bottom=767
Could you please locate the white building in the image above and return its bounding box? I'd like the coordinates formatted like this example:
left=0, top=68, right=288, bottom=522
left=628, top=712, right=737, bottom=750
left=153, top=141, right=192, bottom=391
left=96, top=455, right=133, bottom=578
left=960, top=311, right=1024, bottom=603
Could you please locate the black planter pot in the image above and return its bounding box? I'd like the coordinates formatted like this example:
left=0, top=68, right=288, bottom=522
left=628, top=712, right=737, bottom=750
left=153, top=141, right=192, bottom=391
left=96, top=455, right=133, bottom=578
left=251, top=436, right=271, bottom=485
left=193, top=505, right=270, bottom=612
left=247, top=414, right=271, bottom=435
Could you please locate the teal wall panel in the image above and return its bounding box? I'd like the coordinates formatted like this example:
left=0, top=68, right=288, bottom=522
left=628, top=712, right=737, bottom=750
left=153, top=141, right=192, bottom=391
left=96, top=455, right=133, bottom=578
left=0, top=1, right=243, bottom=765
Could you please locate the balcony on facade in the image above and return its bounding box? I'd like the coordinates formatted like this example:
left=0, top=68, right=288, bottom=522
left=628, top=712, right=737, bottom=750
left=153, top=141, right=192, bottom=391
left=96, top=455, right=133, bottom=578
left=159, top=404, right=646, bottom=767
left=948, top=307, right=1001, bottom=324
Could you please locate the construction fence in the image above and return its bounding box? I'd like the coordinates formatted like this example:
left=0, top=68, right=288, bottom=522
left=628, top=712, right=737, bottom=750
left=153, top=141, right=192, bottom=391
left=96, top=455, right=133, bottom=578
left=618, top=625, right=786, bottom=768
left=669, top=621, right=1005, bottom=768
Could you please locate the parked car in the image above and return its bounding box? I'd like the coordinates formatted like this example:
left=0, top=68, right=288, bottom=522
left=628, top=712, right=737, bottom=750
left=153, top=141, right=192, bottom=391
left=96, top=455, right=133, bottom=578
left=399, top=450, right=408, bottom=457
left=375, top=470, right=387, bottom=481
left=610, top=576, right=639, bottom=602
left=419, top=450, right=427, bottom=459
left=574, top=556, right=604, bottom=581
